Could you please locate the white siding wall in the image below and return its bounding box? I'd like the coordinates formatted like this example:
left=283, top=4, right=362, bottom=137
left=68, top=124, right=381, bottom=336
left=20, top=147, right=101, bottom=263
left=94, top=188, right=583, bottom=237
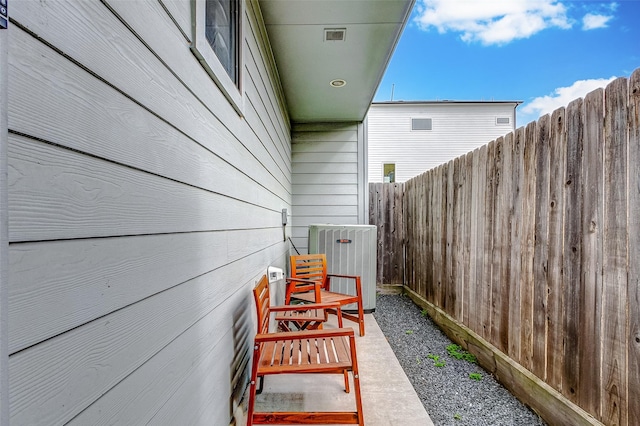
left=7, top=0, right=290, bottom=424
left=291, top=122, right=367, bottom=254
left=367, top=102, right=517, bottom=182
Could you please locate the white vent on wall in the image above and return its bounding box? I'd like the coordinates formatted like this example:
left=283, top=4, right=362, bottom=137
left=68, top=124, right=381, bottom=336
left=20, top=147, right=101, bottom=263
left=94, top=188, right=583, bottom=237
left=412, top=118, right=432, bottom=131
left=496, top=117, right=510, bottom=125
left=324, top=28, right=346, bottom=41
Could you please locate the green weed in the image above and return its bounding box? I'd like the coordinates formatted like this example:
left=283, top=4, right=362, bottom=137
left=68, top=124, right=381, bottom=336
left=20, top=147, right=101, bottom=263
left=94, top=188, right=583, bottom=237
left=469, top=373, right=482, bottom=381
left=454, top=413, right=462, bottom=420
left=446, top=344, right=477, bottom=363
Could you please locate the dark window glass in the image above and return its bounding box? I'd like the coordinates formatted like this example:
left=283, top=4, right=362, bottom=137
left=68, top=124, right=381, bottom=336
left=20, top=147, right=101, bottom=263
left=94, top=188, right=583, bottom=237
left=206, top=0, right=238, bottom=85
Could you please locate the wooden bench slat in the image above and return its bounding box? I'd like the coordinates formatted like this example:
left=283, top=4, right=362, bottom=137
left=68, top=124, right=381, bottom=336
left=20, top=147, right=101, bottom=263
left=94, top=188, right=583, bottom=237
left=252, top=411, right=359, bottom=424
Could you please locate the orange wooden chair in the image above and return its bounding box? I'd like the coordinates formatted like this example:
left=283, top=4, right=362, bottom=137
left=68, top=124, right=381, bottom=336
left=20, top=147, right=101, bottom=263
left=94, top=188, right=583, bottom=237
left=287, top=254, right=366, bottom=336
left=247, top=275, right=364, bottom=425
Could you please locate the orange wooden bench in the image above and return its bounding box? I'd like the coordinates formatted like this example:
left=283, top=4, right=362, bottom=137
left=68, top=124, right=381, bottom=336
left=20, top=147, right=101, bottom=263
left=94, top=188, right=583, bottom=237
left=287, top=254, right=366, bottom=336
left=247, top=275, right=364, bottom=425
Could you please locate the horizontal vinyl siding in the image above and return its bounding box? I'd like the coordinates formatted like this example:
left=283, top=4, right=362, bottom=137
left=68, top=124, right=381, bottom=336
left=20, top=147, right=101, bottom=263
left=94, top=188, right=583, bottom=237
left=291, top=123, right=364, bottom=253
left=8, top=0, right=290, bottom=424
left=367, top=103, right=516, bottom=182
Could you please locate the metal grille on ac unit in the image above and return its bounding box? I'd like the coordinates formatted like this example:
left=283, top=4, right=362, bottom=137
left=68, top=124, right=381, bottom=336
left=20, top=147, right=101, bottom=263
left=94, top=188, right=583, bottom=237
left=308, top=224, right=377, bottom=312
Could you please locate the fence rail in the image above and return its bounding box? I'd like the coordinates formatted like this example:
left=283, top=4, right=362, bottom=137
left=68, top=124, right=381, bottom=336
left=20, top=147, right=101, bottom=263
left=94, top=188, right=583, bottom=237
left=369, top=68, right=640, bottom=426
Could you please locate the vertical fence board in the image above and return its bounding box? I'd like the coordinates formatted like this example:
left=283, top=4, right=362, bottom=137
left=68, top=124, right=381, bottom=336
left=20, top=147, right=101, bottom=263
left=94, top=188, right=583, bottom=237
left=481, top=141, right=496, bottom=340
left=547, top=107, right=566, bottom=391
left=491, top=136, right=509, bottom=352
left=395, top=182, right=404, bottom=285
left=425, top=172, right=431, bottom=299
left=430, top=166, right=438, bottom=304
left=455, top=156, right=465, bottom=321
left=419, top=174, right=424, bottom=295
left=628, top=68, right=640, bottom=426
left=500, top=135, right=513, bottom=354
left=533, top=114, right=551, bottom=380
left=463, top=152, right=473, bottom=326
left=580, top=88, right=605, bottom=418
left=438, top=164, right=447, bottom=308
left=563, top=98, right=583, bottom=404
left=406, top=178, right=415, bottom=291
left=419, top=173, right=427, bottom=298
left=419, top=173, right=425, bottom=298
left=430, top=169, right=438, bottom=303
left=471, top=146, right=485, bottom=337
left=443, top=162, right=453, bottom=314
left=602, top=77, right=629, bottom=426
left=490, top=137, right=503, bottom=348
left=449, top=157, right=464, bottom=321
left=509, top=127, right=524, bottom=362
left=383, top=183, right=391, bottom=283
left=520, top=121, right=537, bottom=371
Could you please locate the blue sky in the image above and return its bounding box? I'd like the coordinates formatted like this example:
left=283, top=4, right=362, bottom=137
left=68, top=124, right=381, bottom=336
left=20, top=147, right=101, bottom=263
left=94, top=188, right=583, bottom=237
left=374, top=0, right=640, bottom=127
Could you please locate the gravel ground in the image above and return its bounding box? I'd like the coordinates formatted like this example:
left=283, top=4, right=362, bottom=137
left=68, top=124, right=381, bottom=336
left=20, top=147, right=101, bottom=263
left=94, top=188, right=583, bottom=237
left=373, top=294, right=546, bottom=426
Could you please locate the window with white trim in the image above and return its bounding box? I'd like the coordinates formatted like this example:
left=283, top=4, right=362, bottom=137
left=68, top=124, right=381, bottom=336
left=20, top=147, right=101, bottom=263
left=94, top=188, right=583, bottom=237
left=192, top=0, right=243, bottom=113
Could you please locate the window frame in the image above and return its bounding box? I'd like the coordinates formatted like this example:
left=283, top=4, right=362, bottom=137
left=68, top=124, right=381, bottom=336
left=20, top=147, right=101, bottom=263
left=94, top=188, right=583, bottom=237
left=383, top=163, right=396, bottom=183
left=191, top=0, right=244, bottom=115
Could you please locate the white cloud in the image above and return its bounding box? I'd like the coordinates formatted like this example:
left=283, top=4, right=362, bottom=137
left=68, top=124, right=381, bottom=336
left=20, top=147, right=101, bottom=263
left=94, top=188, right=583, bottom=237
left=413, top=0, right=619, bottom=45
left=582, top=13, right=612, bottom=30
left=414, top=0, right=572, bottom=45
left=520, top=77, right=616, bottom=119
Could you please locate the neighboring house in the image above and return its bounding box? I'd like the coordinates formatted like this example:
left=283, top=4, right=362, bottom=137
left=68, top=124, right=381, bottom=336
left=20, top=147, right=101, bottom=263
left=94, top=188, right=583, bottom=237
left=0, top=0, right=413, bottom=424
left=367, top=100, right=521, bottom=183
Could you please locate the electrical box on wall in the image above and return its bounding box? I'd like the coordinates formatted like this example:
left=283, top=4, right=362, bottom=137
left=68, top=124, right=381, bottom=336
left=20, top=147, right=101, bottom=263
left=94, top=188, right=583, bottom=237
left=308, top=224, right=377, bottom=312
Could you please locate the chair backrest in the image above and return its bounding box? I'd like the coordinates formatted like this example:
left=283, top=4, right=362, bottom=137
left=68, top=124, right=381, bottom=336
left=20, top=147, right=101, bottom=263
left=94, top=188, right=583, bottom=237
left=253, top=275, right=271, bottom=335
left=289, top=253, right=328, bottom=290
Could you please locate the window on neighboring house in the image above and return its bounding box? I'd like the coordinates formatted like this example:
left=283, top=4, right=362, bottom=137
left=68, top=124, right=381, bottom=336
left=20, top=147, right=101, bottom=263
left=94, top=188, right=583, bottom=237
left=205, top=0, right=239, bottom=85
left=192, top=0, right=243, bottom=113
left=383, top=163, right=396, bottom=183
left=412, top=118, right=432, bottom=131
left=496, top=117, right=510, bottom=125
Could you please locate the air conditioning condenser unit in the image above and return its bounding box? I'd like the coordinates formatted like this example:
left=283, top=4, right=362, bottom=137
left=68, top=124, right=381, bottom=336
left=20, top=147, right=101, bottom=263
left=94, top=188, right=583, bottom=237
left=308, top=224, right=377, bottom=312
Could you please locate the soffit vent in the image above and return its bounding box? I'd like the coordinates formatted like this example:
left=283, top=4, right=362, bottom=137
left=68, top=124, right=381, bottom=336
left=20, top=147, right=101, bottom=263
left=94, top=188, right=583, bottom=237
left=324, top=28, right=346, bottom=41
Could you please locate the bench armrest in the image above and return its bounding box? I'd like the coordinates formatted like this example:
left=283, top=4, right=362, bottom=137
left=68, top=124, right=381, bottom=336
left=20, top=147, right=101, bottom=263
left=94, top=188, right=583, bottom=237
left=326, top=274, right=363, bottom=300
left=270, top=302, right=340, bottom=312
left=327, top=273, right=359, bottom=280
left=254, top=327, right=354, bottom=343
left=285, top=276, right=322, bottom=303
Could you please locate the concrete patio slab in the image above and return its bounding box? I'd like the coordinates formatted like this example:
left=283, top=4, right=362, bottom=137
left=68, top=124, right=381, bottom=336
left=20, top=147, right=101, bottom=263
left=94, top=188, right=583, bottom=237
left=243, top=313, right=434, bottom=425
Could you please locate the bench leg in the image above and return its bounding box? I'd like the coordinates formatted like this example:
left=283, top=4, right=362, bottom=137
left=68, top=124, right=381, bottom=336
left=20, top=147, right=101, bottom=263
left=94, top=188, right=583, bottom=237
left=247, top=343, right=261, bottom=426
left=349, top=335, right=365, bottom=426
left=357, top=301, right=365, bottom=337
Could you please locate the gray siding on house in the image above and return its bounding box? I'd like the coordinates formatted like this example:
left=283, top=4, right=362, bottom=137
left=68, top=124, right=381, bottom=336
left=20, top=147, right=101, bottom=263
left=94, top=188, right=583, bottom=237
left=7, top=0, right=290, bottom=424
left=291, top=123, right=367, bottom=254
left=368, top=102, right=518, bottom=182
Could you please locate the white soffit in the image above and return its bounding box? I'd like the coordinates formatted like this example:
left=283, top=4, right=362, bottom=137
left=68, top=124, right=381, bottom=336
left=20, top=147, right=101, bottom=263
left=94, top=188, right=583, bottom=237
left=259, top=0, right=414, bottom=123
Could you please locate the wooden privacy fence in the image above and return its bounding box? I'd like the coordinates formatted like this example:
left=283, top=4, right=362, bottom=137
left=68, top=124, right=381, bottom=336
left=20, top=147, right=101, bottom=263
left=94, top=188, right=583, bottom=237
left=369, top=68, right=640, bottom=426
left=368, top=182, right=404, bottom=285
